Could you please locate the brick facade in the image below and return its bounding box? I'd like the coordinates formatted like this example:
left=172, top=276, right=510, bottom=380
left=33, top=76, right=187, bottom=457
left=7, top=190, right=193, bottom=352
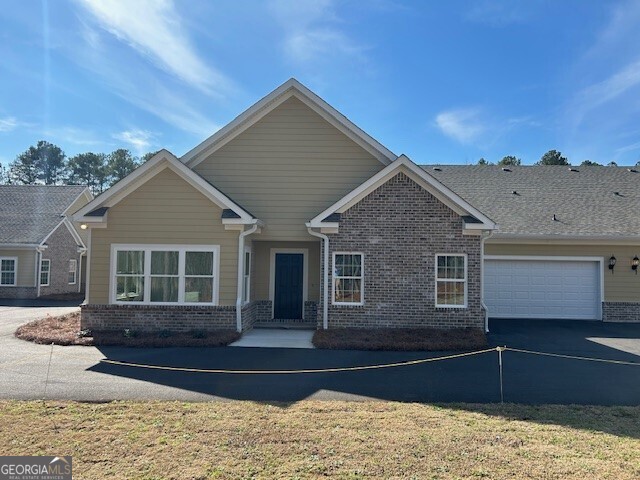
left=602, top=302, right=640, bottom=322
left=40, top=223, right=83, bottom=296
left=322, top=172, right=484, bottom=329
left=81, top=304, right=237, bottom=332
left=0, top=286, right=37, bottom=299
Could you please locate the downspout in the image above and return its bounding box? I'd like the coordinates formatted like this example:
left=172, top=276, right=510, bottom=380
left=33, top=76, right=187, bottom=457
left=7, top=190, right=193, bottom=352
left=236, top=222, right=259, bottom=333
left=78, top=248, right=87, bottom=294
left=307, top=226, right=329, bottom=330
left=480, top=230, right=494, bottom=333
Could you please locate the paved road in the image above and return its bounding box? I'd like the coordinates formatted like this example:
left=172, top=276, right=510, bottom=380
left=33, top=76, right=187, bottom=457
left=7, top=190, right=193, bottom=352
left=1, top=303, right=639, bottom=404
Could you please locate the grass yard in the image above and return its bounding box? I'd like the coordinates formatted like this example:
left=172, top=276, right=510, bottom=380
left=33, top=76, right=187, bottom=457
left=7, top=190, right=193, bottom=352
left=1, top=401, right=639, bottom=479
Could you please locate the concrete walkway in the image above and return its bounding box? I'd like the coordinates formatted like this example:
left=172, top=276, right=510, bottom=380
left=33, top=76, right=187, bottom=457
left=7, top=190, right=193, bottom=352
left=230, top=328, right=315, bottom=349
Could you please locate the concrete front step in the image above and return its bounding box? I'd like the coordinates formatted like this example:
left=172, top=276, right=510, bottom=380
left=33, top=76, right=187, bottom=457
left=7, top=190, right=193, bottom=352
left=254, top=321, right=316, bottom=330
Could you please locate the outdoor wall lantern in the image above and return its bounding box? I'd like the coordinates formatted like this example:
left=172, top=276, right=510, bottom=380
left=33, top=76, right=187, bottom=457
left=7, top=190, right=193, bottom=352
left=609, top=255, right=617, bottom=273
left=632, top=256, right=639, bottom=274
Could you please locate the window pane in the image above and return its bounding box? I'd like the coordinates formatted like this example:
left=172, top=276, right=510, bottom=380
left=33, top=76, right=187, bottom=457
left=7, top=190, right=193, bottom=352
left=116, top=276, right=144, bottom=301
left=437, top=281, right=465, bottom=305
left=41, top=261, right=50, bottom=272
left=335, top=278, right=362, bottom=303
left=151, top=251, right=178, bottom=275
left=1, top=259, right=15, bottom=272
left=244, top=252, right=251, bottom=276
left=1, top=272, right=14, bottom=285
left=150, top=276, right=179, bottom=302
left=185, top=251, right=213, bottom=275
left=185, top=277, right=213, bottom=302
left=117, top=251, right=144, bottom=274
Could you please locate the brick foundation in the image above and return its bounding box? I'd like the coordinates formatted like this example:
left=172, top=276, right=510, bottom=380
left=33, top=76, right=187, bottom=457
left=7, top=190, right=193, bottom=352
left=81, top=304, right=237, bottom=332
left=0, top=287, right=38, bottom=299
left=323, top=172, right=485, bottom=329
left=603, top=302, right=640, bottom=322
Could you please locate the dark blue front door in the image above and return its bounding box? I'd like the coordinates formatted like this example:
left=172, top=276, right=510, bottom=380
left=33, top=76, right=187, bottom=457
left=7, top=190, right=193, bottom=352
left=274, top=253, right=303, bottom=319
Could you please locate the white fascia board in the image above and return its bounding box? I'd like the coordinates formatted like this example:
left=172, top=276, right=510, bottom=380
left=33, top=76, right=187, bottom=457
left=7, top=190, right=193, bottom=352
left=62, top=218, right=86, bottom=249
left=182, top=78, right=396, bottom=167
left=74, top=150, right=255, bottom=224
left=308, top=155, right=496, bottom=229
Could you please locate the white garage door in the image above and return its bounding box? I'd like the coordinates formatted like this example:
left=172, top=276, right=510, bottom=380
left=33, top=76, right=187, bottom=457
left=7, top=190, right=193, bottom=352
left=484, top=258, right=601, bottom=320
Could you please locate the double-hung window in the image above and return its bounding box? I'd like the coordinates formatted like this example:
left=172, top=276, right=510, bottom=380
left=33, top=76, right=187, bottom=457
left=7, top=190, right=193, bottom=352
left=435, top=254, right=467, bottom=307
left=333, top=253, right=364, bottom=305
left=113, top=245, right=219, bottom=304
left=0, top=257, right=17, bottom=286
left=68, top=259, right=77, bottom=285
left=40, top=259, right=50, bottom=286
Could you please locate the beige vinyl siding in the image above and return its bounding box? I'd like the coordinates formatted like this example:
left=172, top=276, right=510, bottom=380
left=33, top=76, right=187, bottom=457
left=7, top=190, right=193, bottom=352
left=88, top=169, right=239, bottom=305
left=485, top=243, right=640, bottom=302
left=251, top=241, right=321, bottom=302
left=0, top=249, right=36, bottom=286
left=194, top=96, right=385, bottom=241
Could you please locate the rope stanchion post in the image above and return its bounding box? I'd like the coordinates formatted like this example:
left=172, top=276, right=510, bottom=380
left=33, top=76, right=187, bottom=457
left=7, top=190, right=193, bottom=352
left=496, top=346, right=505, bottom=403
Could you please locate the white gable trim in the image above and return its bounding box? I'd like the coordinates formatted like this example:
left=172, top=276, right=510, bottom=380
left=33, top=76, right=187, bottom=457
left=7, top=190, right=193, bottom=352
left=64, top=187, right=93, bottom=216
left=308, top=155, right=497, bottom=230
left=182, top=78, right=396, bottom=167
left=73, top=150, right=255, bottom=224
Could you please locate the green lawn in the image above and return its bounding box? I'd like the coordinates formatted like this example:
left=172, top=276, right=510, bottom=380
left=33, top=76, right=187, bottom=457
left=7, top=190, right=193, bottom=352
left=1, top=401, right=639, bottom=479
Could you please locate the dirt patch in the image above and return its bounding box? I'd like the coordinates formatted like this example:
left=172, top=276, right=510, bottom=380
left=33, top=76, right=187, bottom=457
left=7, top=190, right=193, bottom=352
left=313, top=327, right=488, bottom=351
left=15, top=312, right=240, bottom=347
left=1, top=401, right=639, bottom=479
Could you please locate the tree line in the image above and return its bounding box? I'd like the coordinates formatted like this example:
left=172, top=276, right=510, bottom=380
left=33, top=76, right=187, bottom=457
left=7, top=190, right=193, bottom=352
left=0, top=140, right=159, bottom=194
left=477, top=149, right=639, bottom=167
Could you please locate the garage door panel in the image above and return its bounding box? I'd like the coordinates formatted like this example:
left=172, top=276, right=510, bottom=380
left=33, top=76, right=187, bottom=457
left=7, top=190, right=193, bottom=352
left=485, top=259, right=600, bottom=320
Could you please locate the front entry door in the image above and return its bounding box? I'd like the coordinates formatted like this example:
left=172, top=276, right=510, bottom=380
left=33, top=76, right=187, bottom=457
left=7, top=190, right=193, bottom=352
left=274, top=253, right=303, bottom=319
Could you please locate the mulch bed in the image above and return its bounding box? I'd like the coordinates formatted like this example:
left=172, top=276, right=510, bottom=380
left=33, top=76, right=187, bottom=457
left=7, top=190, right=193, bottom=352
left=14, top=312, right=240, bottom=348
left=312, top=327, right=488, bottom=351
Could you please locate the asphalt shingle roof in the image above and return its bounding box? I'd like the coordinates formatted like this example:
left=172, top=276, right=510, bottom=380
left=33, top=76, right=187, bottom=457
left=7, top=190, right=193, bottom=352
left=423, top=165, right=640, bottom=238
left=0, top=185, right=87, bottom=245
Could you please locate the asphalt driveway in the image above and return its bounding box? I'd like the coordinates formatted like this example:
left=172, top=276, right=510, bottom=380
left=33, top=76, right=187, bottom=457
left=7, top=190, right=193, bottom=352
left=1, top=303, right=639, bottom=404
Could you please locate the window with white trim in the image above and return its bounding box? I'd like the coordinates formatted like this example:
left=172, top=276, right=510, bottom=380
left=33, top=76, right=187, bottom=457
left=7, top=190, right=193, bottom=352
left=435, top=254, right=467, bottom=307
left=113, top=246, right=218, bottom=304
left=333, top=253, right=364, bottom=305
left=242, top=249, right=251, bottom=304
left=40, top=259, right=50, bottom=286
left=0, top=257, right=17, bottom=286
left=68, top=259, right=77, bottom=285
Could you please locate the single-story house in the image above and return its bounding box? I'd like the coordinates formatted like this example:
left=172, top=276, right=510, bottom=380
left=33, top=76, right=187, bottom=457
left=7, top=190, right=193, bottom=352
left=74, top=79, right=640, bottom=333
left=0, top=185, right=92, bottom=299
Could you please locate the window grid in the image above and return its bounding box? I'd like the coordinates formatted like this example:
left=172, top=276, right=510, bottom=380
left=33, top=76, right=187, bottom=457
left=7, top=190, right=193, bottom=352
left=243, top=250, right=251, bottom=304
left=40, top=259, right=51, bottom=286
left=435, top=254, right=467, bottom=308
left=333, top=252, right=364, bottom=305
left=68, top=259, right=77, bottom=285
left=112, top=246, right=218, bottom=305
left=0, top=258, right=17, bottom=286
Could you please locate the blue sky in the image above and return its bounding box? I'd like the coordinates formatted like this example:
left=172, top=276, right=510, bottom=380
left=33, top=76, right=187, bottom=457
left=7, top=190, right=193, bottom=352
left=1, top=0, right=640, bottom=167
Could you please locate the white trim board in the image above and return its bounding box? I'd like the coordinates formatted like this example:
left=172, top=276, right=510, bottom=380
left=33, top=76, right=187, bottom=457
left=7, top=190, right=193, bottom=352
left=308, top=155, right=497, bottom=230
left=182, top=78, right=396, bottom=167
left=269, top=248, right=309, bottom=319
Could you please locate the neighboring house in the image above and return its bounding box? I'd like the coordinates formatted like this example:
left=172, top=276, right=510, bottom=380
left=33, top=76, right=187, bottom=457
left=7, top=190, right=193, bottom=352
left=0, top=185, right=92, bottom=299
left=74, top=79, right=640, bottom=333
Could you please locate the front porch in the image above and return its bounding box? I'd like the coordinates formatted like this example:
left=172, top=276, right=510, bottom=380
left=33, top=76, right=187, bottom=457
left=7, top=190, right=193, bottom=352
left=244, top=240, right=320, bottom=330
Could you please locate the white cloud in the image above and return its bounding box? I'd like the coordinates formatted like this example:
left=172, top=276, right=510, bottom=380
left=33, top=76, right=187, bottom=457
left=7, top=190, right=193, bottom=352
left=113, top=129, right=156, bottom=154
left=435, top=108, right=487, bottom=144
left=269, top=0, right=365, bottom=64
left=0, top=116, right=19, bottom=132
left=75, top=0, right=230, bottom=96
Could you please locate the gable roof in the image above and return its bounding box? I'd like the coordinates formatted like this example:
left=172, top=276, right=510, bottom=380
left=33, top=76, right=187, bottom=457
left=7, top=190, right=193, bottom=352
left=181, top=78, right=397, bottom=167
left=74, top=150, right=257, bottom=224
left=0, top=185, right=90, bottom=246
left=308, top=155, right=496, bottom=230
left=428, top=165, right=640, bottom=239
